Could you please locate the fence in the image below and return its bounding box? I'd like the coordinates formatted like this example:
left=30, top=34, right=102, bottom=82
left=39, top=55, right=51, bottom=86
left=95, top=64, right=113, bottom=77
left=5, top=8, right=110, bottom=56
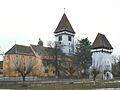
left=0, top=75, right=120, bottom=90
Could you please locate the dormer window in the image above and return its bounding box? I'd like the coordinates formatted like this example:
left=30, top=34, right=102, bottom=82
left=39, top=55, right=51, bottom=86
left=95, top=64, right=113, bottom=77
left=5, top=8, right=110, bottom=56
left=58, top=36, right=62, bottom=41
left=68, top=36, right=71, bottom=41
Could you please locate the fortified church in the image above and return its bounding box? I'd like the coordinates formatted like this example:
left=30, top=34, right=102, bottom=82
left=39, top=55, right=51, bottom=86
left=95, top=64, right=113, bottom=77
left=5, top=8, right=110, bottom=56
left=3, top=12, right=113, bottom=79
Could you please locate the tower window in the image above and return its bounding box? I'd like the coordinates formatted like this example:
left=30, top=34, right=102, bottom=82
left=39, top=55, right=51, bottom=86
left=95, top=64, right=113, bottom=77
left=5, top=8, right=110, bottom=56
left=68, top=36, right=71, bottom=41
left=69, top=49, right=70, bottom=53
left=58, top=36, right=62, bottom=41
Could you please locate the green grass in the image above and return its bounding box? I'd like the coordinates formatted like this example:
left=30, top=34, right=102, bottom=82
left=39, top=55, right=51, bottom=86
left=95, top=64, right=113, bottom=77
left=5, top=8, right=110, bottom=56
left=0, top=80, right=120, bottom=89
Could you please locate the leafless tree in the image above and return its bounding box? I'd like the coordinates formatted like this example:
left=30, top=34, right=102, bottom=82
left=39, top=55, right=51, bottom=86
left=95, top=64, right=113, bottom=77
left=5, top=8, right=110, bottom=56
left=12, top=56, right=37, bottom=82
left=67, top=63, right=76, bottom=77
left=47, top=41, right=65, bottom=78
left=47, top=41, right=54, bottom=48
left=89, top=66, right=100, bottom=81
left=112, top=55, right=120, bottom=77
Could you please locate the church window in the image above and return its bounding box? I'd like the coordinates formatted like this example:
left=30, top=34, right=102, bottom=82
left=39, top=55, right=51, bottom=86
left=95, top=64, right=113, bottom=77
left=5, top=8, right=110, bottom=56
left=68, top=36, right=71, bottom=41
left=6, top=56, right=8, bottom=61
left=53, top=71, right=55, bottom=73
left=58, top=36, right=62, bottom=41
left=16, top=55, right=18, bottom=58
left=16, top=55, right=18, bottom=62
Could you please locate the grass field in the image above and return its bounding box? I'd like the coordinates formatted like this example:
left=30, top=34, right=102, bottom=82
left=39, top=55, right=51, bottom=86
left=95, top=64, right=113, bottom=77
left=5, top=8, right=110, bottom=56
left=0, top=80, right=120, bottom=89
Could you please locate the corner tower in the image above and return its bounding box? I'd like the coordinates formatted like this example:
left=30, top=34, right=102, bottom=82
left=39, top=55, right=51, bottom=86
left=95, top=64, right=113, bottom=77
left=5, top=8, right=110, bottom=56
left=91, top=33, right=113, bottom=80
left=54, top=13, right=75, bottom=55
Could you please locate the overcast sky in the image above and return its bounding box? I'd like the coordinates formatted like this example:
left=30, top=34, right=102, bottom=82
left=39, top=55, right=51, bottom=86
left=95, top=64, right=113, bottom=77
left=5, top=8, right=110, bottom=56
left=0, top=0, right=120, bottom=60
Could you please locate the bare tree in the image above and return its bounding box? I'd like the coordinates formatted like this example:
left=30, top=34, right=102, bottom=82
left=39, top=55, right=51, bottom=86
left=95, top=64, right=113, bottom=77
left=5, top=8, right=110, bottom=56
left=12, top=56, right=37, bottom=82
left=89, top=66, right=100, bottom=81
left=47, top=41, right=54, bottom=48
left=112, top=55, right=120, bottom=77
left=47, top=41, right=65, bottom=78
left=67, top=63, right=76, bottom=77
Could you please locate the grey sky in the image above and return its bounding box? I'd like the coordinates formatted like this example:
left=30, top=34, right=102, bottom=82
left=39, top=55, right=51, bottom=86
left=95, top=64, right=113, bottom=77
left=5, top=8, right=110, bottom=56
left=0, top=0, right=120, bottom=60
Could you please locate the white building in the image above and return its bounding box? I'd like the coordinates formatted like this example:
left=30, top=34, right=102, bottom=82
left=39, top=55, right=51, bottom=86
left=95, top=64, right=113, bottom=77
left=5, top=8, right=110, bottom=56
left=91, top=33, right=114, bottom=79
left=54, top=13, right=75, bottom=55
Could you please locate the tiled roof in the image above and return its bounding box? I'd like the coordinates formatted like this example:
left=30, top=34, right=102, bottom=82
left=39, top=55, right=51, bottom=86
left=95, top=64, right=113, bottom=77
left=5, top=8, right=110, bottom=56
left=5, top=44, right=72, bottom=62
left=31, top=45, right=53, bottom=56
left=54, top=13, right=75, bottom=34
left=31, top=45, right=72, bottom=61
left=92, top=33, right=113, bottom=49
left=5, top=44, right=35, bottom=56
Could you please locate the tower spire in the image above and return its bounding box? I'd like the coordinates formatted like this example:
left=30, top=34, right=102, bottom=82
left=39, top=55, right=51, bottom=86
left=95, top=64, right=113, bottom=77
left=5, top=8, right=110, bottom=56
left=54, top=10, right=75, bottom=33
left=54, top=11, right=75, bottom=55
left=64, top=8, right=65, bottom=13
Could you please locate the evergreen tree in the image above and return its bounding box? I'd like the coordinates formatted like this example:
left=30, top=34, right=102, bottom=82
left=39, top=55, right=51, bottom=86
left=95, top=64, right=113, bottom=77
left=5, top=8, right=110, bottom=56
left=75, top=38, right=92, bottom=76
left=38, top=38, right=43, bottom=46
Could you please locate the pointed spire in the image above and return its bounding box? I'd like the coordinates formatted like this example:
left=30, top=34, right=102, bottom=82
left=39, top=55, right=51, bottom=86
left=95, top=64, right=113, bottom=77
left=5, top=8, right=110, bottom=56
left=54, top=12, right=75, bottom=34
left=92, top=33, right=113, bottom=49
left=64, top=8, right=65, bottom=14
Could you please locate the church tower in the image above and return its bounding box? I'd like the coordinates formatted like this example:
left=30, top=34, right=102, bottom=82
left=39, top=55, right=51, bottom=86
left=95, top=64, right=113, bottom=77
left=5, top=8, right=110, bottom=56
left=54, top=13, right=75, bottom=55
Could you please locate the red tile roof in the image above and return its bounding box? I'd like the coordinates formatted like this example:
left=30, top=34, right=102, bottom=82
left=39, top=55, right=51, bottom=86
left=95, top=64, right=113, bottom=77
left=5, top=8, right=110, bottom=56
left=92, top=33, right=113, bottom=49
left=54, top=13, right=75, bottom=34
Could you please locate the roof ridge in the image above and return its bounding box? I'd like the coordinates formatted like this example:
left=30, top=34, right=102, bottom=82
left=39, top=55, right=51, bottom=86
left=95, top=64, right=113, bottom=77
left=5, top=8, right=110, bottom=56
left=5, top=44, right=35, bottom=55
left=15, top=44, right=30, bottom=47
